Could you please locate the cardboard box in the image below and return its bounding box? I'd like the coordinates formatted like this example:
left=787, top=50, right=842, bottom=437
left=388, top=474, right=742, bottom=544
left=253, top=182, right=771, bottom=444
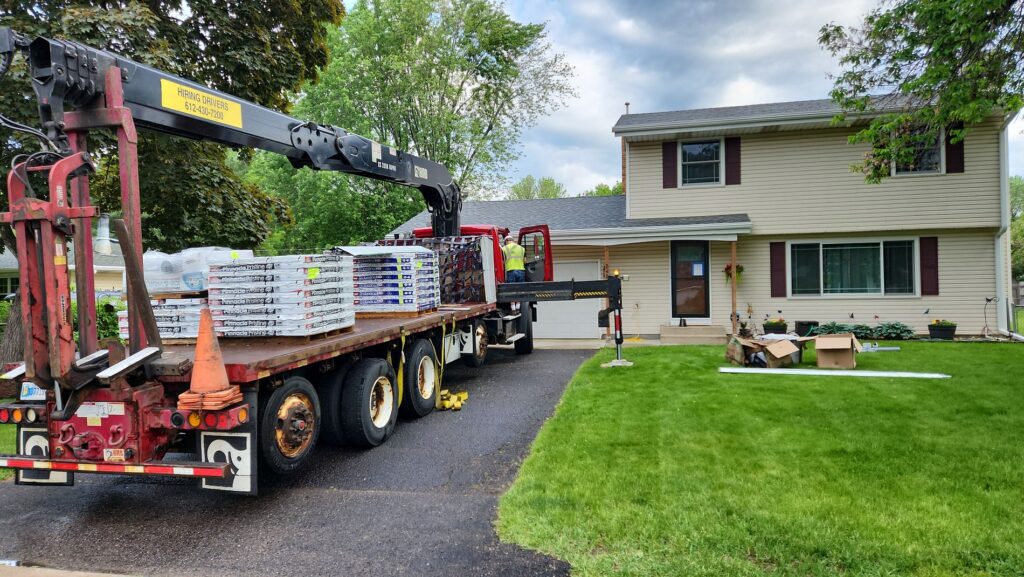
left=726, top=336, right=802, bottom=368
left=814, top=333, right=862, bottom=369
left=763, top=339, right=800, bottom=368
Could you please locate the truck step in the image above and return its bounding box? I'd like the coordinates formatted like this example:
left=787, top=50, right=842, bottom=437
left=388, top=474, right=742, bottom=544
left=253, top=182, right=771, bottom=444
left=501, top=314, right=521, bottom=321
left=505, top=333, right=525, bottom=343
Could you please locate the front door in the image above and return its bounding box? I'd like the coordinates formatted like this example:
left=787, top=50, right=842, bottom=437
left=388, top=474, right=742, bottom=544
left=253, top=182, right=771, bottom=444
left=671, top=241, right=709, bottom=318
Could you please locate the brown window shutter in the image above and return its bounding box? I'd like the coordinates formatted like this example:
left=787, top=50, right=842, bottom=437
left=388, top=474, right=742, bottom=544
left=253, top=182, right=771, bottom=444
left=662, top=141, right=677, bottom=188
left=724, top=137, right=741, bottom=185
left=770, top=241, right=786, bottom=297
left=945, top=122, right=964, bottom=173
left=920, top=236, right=939, bottom=295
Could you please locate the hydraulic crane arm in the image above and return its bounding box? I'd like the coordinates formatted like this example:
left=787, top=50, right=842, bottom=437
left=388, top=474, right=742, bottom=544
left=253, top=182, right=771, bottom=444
left=0, top=28, right=461, bottom=236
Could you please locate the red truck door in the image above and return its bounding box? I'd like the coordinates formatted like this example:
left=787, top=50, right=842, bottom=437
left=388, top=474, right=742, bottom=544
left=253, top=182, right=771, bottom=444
left=518, top=225, right=553, bottom=282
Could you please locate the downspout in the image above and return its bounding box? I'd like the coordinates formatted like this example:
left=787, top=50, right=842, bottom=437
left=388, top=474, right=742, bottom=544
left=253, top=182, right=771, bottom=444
left=996, top=111, right=1018, bottom=335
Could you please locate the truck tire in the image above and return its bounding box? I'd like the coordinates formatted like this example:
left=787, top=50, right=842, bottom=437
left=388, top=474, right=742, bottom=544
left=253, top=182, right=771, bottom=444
left=315, top=362, right=352, bottom=446
left=400, top=339, right=437, bottom=419
left=515, top=306, right=534, bottom=355
left=462, top=319, right=488, bottom=368
left=259, top=376, right=321, bottom=476
left=341, top=358, right=399, bottom=448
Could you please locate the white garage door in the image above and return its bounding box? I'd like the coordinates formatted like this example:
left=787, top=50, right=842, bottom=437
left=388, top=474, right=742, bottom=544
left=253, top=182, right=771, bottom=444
left=534, top=260, right=603, bottom=339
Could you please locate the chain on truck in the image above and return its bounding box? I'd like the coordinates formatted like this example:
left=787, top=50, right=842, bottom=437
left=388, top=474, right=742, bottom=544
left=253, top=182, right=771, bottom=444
left=0, top=29, right=627, bottom=495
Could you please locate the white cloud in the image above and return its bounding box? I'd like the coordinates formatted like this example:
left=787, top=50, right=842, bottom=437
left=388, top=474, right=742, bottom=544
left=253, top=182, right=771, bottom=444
left=712, top=75, right=790, bottom=108
left=1009, top=113, right=1024, bottom=177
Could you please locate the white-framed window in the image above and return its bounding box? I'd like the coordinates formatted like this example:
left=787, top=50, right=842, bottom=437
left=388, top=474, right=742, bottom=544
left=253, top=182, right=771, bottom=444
left=892, top=127, right=943, bottom=176
left=788, top=239, right=917, bottom=297
left=0, top=275, right=19, bottom=295
left=678, top=138, right=723, bottom=186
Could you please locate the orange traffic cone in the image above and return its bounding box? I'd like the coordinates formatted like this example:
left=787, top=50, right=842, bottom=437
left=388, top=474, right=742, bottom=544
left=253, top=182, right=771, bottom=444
left=177, top=307, right=242, bottom=411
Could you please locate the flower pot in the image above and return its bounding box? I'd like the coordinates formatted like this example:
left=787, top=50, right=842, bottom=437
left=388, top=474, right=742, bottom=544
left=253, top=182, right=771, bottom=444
left=763, top=323, right=788, bottom=334
left=928, top=325, right=957, bottom=340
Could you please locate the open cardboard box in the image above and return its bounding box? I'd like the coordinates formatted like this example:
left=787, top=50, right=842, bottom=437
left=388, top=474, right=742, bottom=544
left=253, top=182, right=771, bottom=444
left=726, top=336, right=812, bottom=368
left=814, top=333, right=863, bottom=369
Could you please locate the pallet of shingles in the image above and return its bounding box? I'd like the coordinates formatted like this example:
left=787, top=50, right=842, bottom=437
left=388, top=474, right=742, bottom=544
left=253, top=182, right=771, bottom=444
left=118, top=297, right=206, bottom=340
left=207, top=254, right=355, bottom=337
left=351, top=250, right=439, bottom=315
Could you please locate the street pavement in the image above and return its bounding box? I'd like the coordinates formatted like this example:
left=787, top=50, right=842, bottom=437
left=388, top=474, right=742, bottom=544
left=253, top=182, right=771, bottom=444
left=0, top=348, right=593, bottom=577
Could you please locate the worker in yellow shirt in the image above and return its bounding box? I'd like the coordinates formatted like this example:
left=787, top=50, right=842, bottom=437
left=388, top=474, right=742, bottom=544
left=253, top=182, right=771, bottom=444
left=502, top=236, right=526, bottom=283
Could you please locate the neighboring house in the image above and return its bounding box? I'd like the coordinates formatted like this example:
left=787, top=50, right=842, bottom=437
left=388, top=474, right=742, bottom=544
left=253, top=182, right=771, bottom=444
left=0, top=240, right=125, bottom=295
left=394, top=98, right=1016, bottom=339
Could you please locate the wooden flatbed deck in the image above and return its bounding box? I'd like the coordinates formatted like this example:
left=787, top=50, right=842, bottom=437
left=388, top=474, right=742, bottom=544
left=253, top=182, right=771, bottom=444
left=150, top=303, right=495, bottom=383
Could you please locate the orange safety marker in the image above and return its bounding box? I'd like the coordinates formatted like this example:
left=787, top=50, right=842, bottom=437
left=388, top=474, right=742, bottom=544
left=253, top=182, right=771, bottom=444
left=177, top=308, right=243, bottom=411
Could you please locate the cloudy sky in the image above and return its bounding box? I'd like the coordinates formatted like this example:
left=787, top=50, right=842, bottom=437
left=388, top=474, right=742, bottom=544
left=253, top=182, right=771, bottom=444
left=501, top=0, right=1024, bottom=195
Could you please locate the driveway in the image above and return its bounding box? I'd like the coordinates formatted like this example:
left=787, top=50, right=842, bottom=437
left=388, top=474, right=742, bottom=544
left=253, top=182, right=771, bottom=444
left=0, top=349, right=593, bottom=577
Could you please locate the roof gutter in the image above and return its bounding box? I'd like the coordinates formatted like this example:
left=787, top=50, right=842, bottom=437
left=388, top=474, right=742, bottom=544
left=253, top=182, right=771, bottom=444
left=550, top=220, right=752, bottom=245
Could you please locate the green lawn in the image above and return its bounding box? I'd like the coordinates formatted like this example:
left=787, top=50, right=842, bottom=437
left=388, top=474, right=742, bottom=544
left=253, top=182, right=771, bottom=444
left=1016, top=306, right=1023, bottom=333
left=498, top=342, right=1024, bottom=576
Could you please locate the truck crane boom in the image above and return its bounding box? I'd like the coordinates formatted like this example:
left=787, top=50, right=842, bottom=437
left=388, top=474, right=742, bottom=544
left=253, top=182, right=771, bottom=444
left=0, top=28, right=462, bottom=237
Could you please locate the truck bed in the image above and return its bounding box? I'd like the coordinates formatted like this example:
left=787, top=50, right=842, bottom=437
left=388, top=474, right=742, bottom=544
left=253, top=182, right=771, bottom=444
left=150, top=303, right=495, bottom=383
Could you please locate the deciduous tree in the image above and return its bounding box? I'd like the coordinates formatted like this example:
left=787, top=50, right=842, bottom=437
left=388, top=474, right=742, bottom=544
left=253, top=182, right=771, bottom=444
left=820, top=0, right=1023, bottom=183
left=583, top=181, right=623, bottom=197
left=507, top=175, right=567, bottom=200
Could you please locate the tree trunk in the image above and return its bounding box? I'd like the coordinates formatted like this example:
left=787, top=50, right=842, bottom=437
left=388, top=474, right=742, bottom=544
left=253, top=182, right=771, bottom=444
left=0, top=291, right=22, bottom=398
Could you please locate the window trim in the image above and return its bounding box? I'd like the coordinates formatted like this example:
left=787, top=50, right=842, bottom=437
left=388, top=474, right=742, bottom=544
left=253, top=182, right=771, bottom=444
left=785, top=237, right=920, bottom=299
left=676, top=137, right=725, bottom=188
left=891, top=127, right=945, bottom=177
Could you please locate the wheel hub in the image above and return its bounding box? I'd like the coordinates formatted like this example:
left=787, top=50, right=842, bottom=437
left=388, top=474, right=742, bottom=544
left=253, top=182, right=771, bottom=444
left=369, top=376, right=394, bottom=428
left=417, top=356, right=436, bottom=400
left=275, top=393, right=315, bottom=458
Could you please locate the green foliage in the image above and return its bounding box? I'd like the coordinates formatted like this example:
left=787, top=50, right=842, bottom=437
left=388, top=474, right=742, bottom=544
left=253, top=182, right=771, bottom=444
left=931, top=319, right=958, bottom=327
left=873, top=321, right=916, bottom=340
left=1012, top=175, right=1024, bottom=280
left=0, top=1, right=342, bottom=251
left=819, top=0, right=1024, bottom=183
left=811, top=321, right=851, bottom=335
left=506, top=175, right=566, bottom=200
left=247, top=0, right=574, bottom=251
left=499, top=342, right=1024, bottom=575
left=582, top=181, right=623, bottom=196
left=70, top=297, right=125, bottom=342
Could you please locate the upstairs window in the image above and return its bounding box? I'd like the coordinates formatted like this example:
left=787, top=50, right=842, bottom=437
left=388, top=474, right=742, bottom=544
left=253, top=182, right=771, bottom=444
left=679, top=140, right=721, bottom=185
left=894, top=127, right=942, bottom=175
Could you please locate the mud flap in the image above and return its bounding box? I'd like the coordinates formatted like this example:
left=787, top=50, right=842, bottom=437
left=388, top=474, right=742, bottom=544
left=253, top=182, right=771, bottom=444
left=15, top=426, right=72, bottom=486
left=198, top=389, right=258, bottom=496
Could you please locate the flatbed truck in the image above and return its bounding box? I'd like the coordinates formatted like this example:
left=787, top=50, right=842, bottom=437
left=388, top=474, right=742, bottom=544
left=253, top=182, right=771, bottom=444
left=0, top=29, right=626, bottom=494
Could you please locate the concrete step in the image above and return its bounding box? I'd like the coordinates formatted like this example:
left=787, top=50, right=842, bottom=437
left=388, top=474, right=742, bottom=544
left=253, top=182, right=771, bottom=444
left=659, top=334, right=728, bottom=346
left=659, top=324, right=728, bottom=337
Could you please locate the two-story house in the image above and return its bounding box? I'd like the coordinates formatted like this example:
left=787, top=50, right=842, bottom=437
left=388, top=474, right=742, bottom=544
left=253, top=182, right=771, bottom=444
left=393, top=98, right=1016, bottom=341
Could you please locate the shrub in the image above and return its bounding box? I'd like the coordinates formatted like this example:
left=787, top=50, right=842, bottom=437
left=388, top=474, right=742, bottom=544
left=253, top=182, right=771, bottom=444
left=874, top=321, right=915, bottom=340
left=811, top=321, right=852, bottom=335
left=71, top=297, right=126, bottom=342
left=849, top=324, right=876, bottom=340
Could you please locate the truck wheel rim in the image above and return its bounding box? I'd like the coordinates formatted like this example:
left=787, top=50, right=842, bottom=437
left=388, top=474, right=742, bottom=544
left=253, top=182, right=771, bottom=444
left=474, top=324, right=487, bottom=360
left=370, top=376, right=394, bottom=428
left=417, top=356, right=436, bottom=400
left=275, top=392, right=316, bottom=458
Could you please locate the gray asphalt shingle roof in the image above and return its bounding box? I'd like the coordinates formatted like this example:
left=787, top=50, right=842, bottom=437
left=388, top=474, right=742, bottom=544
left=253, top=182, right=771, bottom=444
left=390, top=195, right=749, bottom=235
left=612, top=95, right=922, bottom=133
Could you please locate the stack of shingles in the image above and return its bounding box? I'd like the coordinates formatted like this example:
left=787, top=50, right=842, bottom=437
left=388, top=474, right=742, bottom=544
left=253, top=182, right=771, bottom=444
left=118, top=297, right=205, bottom=341
left=206, top=254, right=355, bottom=337
left=347, top=247, right=440, bottom=315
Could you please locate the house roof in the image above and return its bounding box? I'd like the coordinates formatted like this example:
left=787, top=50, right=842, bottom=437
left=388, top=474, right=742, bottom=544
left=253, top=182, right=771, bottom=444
left=390, top=196, right=751, bottom=246
left=611, top=95, right=918, bottom=140
left=0, top=241, right=125, bottom=271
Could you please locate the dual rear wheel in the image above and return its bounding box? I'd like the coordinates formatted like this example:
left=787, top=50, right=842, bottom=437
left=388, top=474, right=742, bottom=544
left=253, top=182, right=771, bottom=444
left=260, top=339, right=440, bottom=475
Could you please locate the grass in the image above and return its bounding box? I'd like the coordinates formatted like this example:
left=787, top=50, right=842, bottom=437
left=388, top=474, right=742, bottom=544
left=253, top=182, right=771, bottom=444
left=0, top=399, right=13, bottom=481
left=1015, top=306, right=1023, bottom=333
left=498, top=341, right=1024, bottom=576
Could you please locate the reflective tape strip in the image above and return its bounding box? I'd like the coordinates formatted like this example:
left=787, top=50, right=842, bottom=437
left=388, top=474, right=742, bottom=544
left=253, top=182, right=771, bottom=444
left=0, top=458, right=226, bottom=478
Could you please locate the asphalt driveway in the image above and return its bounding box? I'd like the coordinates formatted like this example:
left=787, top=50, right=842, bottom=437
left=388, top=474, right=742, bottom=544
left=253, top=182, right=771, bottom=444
left=0, top=348, right=593, bottom=577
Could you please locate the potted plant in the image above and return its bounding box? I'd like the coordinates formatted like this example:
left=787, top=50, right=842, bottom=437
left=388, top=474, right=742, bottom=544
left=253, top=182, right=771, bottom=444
left=928, top=319, right=957, bottom=340
left=738, top=321, right=752, bottom=338
left=763, top=317, right=787, bottom=334
left=724, top=263, right=744, bottom=284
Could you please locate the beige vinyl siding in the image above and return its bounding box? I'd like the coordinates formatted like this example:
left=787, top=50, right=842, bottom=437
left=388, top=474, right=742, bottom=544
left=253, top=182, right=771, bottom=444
left=710, top=231, right=998, bottom=334
left=95, top=270, right=124, bottom=291
left=551, top=243, right=670, bottom=337
left=627, top=118, right=1002, bottom=234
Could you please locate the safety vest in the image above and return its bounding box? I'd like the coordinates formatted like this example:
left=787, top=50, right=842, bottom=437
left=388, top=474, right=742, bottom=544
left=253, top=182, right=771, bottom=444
left=503, top=243, right=526, bottom=272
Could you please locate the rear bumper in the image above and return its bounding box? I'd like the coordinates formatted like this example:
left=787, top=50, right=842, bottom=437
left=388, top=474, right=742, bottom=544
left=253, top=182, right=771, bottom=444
left=0, top=455, right=228, bottom=478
